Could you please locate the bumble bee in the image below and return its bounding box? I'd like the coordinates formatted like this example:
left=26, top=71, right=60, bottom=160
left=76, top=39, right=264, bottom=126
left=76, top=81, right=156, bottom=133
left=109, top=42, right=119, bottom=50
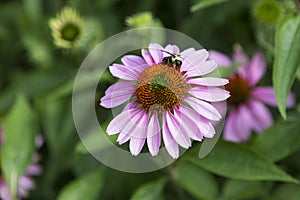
left=161, top=50, right=182, bottom=71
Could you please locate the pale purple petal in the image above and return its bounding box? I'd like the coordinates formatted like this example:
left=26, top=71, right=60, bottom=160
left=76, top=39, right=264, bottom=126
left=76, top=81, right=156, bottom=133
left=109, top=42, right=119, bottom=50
left=247, top=52, right=266, bottom=86
left=179, top=105, right=215, bottom=138
left=104, top=81, right=134, bottom=94
left=174, top=108, right=203, bottom=141
left=122, top=100, right=138, bottom=111
left=0, top=182, right=10, bottom=200
left=286, top=93, right=296, bottom=108
left=142, top=49, right=155, bottom=65
left=117, top=109, right=146, bottom=144
left=181, top=49, right=209, bottom=71
left=252, top=86, right=295, bottom=108
left=224, top=108, right=241, bottom=142
left=109, top=64, right=141, bottom=80
left=251, top=86, right=276, bottom=106
left=130, top=137, right=146, bottom=156
left=211, top=101, right=227, bottom=118
left=100, top=93, right=133, bottom=108
left=248, top=99, right=273, bottom=133
left=104, top=84, right=134, bottom=96
left=235, top=104, right=254, bottom=141
left=106, top=108, right=140, bottom=135
left=209, top=50, right=232, bottom=67
left=233, top=46, right=248, bottom=65
left=180, top=47, right=195, bottom=59
left=165, top=111, right=191, bottom=148
left=130, top=111, right=149, bottom=140
left=121, top=55, right=147, bottom=68
left=234, top=47, right=249, bottom=79
left=100, top=82, right=135, bottom=108
left=184, top=97, right=222, bottom=121
left=188, top=87, right=230, bottom=102
left=162, top=113, right=179, bottom=159
left=117, top=131, right=132, bottom=145
left=19, top=176, right=34, bottom=190
left=164, top=44, right=180, bottom=55
left=18, top=187, right=29, bottom=198
left=147, top=113, right=161, bottom=156
left=237, top=65, right=249, bottom=79
left=130, top=136, right=146, bottom=157
left=224, top=104, right=257, bottom=142
left=148, top=43, right=163, bottom=64
left=129, top=112, right=149, bottom=155
left=185, top=60, right=217, bottom=77
left=111, top=63, right=144, bottom=73
left=25, top=165, right=42, bottom=176
left=187, top=77, right=229, bottom=86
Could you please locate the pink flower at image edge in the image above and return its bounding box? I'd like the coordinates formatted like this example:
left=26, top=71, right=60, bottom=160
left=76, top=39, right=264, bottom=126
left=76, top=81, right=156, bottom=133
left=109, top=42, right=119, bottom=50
left=209, top=48, right=295, bottom=142
left=0, top=130, right=43, bottom=200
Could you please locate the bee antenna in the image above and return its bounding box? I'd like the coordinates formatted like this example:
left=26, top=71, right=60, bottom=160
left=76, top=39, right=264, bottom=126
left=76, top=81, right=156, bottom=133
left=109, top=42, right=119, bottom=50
left=161, top=49, right=175, bottom=56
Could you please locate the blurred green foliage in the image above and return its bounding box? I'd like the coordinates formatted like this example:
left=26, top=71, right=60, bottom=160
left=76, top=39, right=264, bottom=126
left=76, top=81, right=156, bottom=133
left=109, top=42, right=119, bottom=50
left=0, top=0, right=300, bottom=199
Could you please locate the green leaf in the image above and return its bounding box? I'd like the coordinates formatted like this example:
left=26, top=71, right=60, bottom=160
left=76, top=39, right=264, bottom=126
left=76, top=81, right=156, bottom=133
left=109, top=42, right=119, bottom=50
left=130, top=178, right=166, bottom=200
left=22, top=34, right=53, bottom=69
left=57, top=168, right=104, bottom=200
left=222, top=180, right=265, bottom=200
left=252, top=114, right=300, bottom=161
left=75, top=128, right=116, bottom=154
left=191, top=0, right=230, bottom=12
left=36, top=96, right=77, bottom=195
left=22, top=0, right=42, bottom=26
left=185, top=141, right=298, bottom=183
left=72, top=154, right=102, bottom=177
left=174, top=162, right=218, bottom=200
left=297, top=67, right=300, bottom=82
left=269, top=184, right=300, bottom=200
left=273, top=14, right=300, bottom=119
left=1, top=96, right=36, bottom=199
left=292, top=190, right=300, bottom=200
left=36, top=92, right=77, bottom=158
left=0, top=69, right=70, bottom=112
left=75, top=118, right=117, bottom=154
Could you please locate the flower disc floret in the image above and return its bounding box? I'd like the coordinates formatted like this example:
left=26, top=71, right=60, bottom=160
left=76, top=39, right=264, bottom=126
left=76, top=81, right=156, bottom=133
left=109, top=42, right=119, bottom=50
left=135, top=64, right=187, bottom=113
left=225, top=75, right=251, bottom=105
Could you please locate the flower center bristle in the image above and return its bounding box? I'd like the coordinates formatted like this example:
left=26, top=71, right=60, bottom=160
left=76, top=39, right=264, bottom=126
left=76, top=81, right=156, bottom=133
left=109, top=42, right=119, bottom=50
left=135, top=64, right=187, bottom=113
left=225, top=75, right=250, bottom=105
left=61, top=23, right=80, bottom=41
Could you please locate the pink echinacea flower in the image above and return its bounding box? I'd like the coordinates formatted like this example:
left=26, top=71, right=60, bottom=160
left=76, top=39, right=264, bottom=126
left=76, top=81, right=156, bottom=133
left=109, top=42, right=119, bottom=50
left=210, top=47, right=295, bottom=142
left=100, top=43, right=230, bottom=158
